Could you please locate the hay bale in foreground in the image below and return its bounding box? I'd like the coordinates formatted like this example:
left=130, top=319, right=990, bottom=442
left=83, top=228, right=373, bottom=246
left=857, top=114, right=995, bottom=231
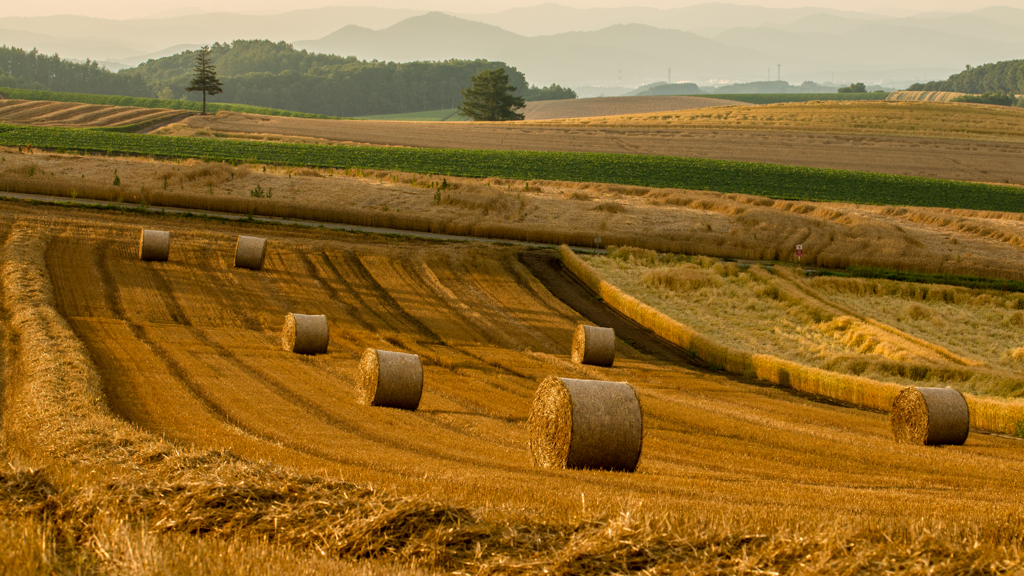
left=891, top=387, right=969, bottom=446
left=138, top=229, right=170, bottom=261
left=281, top=313, right=329, bottom=355
left=234, top=235, right=268, bottom=270
left=357, top=348, right=423, bottom=410
left=571, top=324, right=615, bottom=367
left=528, top=376, right=642, bottom=471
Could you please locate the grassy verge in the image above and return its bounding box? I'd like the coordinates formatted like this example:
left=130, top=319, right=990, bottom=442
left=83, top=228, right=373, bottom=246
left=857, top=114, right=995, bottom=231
left=810, top=266, right=1024, bottom=293
left=0, top=87, right=345, bottom=120
left=3, top=123, right=1024, bottom=213
left=700, top=93, right=890, bottom=104
left=558, top=245, right=1024, bottom=435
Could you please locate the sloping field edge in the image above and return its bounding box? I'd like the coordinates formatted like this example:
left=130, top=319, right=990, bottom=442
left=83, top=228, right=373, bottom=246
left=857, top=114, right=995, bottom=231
left=2, top=123, right=1024, bottom=212
left=557, top=245, right=1024, bottom=435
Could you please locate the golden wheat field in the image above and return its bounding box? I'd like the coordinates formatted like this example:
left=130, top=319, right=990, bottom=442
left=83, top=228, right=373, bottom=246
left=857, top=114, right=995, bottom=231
left=2, top=198, right=1024, bottom=573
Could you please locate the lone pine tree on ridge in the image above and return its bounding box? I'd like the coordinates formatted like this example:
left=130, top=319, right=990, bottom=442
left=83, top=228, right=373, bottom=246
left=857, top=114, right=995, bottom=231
left=186, top=45, right=223, bottom=115
left=458, top=67, right=526, bottom=121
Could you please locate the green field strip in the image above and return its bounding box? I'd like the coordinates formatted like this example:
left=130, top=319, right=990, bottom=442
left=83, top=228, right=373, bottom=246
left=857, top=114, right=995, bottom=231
left=2, top=123, right=1023, bottom=213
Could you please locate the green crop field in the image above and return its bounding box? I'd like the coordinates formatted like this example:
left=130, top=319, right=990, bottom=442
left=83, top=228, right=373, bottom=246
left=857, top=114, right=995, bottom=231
left=0, top=88, right=346, bottom=120
left=354, top=108, right=469, bottom=121
left=701, top=93, right=890, bottom=104
left=2, top=123, right=1022, bottom=212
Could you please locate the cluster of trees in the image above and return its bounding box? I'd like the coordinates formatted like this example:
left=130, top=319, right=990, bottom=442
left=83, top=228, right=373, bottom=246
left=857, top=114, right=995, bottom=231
left=0, top=40, right=574, bottom=117
left=0, top=46, right=150, bottom=95
left=909, top=59, right=1024, bottom=96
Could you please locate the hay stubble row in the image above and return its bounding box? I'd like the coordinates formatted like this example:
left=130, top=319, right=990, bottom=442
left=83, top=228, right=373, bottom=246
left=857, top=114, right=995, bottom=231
left=22, top=204, right=1024, bottom=527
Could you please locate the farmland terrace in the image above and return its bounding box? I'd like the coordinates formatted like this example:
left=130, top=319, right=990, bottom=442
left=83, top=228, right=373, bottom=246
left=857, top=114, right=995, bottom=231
left=153, top=100, right=1024, bottom=186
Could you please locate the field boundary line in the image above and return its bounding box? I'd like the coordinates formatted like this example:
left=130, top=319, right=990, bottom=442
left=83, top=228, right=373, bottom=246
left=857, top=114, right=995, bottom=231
left=557, top=245, right=1024, bottom=436
left=0, top=191, right=603, bottom=253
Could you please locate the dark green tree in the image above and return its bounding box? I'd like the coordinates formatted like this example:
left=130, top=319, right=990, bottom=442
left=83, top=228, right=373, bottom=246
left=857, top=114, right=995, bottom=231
left=838, top=82, right=867, bottom=93
left=185, top=45, right=223, bottom=115
left=457, top=67, right=526, bottom=121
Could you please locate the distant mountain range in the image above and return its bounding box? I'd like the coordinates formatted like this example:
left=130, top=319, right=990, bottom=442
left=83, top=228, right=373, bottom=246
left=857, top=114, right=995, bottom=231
left=2, top=3, right=1024, bottom=89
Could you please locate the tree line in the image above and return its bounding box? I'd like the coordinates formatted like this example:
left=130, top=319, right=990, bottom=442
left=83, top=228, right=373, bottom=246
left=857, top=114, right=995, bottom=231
left=909, top=59, right=1024, bottom=96
left=0, top=40, right=575, bottom=117
left=0, top=46, right=151, bottom=96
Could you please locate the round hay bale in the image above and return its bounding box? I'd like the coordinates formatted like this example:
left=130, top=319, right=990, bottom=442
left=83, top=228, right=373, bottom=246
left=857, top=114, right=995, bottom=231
left=281, top=313, right=329, bottom=355
left=571, top=324, right=616, bottom=367
left=138, top=229, right=170, bottom=261
left=234, top=235, right=267, bottom=270
left=528, top=376, right=643, bottom=471
left=891, top=386, right=969, bottom=446
left=357, top=348, right=423, bottom=410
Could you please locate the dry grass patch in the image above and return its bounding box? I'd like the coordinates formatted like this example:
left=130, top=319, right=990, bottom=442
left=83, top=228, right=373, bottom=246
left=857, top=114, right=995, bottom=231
left=588, top=247, right=1024, bottom=397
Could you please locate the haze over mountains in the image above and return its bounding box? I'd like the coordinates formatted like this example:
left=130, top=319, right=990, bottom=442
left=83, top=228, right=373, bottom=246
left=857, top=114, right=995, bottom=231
left=2, top=3, right=1024, bottom=91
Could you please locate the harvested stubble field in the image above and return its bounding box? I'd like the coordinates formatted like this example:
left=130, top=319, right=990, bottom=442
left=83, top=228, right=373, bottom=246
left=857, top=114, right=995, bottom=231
left=0, top=98, right=191, bottom=130
left=2, top=201, right=1024, bottom=574
left=143, top=101, right=1024, bottom=186
left=5, top=147, right=1024, bottom=280
left=586, top=247, right=1024, bottom=398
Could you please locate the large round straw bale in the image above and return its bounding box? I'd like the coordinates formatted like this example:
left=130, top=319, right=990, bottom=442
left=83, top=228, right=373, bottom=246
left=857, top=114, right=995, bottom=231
left=357, top=348, right=423, bottom=410
left=891, top=386, right=969, bottom=446
left=571, top=324, right=616, bottom=367
left=281, top=313, right=329, bottom=355
left=528, top=376, right=643, bottom=471
left=234, top=235, right=267, bottom=270
left=138, top=229, right=170, bottom=261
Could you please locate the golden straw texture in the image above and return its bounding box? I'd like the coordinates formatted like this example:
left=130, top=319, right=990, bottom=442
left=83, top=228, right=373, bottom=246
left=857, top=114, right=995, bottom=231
left=571, top=324, right=615, bottom=367
left=528, top=376, right=643, bottom=472
left=891, top=387, right=970, bottom=446
left=138, top=229, right=170, bottom=261
left=281, top=313, right=329, bottom=355
left=234, top=235, right=268, bottom=270
left=557, top=245, right=1024, bottom=436
left=357, top=348, right=423, bottom=410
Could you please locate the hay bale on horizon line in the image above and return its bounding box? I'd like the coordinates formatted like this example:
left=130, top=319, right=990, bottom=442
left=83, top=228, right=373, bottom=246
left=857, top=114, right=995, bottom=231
left=281, top=313, right=329, bottom=355
left=357, top=348, right=423, bottom=410
left=138, top=229, right=170, bottom=261
left=571, top=324, right=615, bottom=367
left=528, top=376, right=643, bottom=472
left=891, top=386, right=970, bottom=446
left=234, top=235, right=268, bottom=270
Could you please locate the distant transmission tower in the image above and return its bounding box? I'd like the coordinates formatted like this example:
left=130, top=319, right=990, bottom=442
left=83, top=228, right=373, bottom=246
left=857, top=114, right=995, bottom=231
left=668, top=68, right=671, bottom=83
left=777, top=64, right=781, bottom=82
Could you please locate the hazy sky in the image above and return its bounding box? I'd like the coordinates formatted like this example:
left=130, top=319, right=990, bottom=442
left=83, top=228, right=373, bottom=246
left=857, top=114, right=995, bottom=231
left=5, top=0, right=1023, bottom=19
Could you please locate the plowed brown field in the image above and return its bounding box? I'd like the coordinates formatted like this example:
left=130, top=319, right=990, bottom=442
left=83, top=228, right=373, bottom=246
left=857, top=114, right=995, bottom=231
left=0, top=99, right=191, bottom=128
left=520, top=95, right=747, bottom=120
left=10, top=202, right=1019, bottom=524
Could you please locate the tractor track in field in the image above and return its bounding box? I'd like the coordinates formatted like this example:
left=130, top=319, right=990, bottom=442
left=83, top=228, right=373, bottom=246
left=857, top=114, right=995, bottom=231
left=518, top=250, right=711, bottom=369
